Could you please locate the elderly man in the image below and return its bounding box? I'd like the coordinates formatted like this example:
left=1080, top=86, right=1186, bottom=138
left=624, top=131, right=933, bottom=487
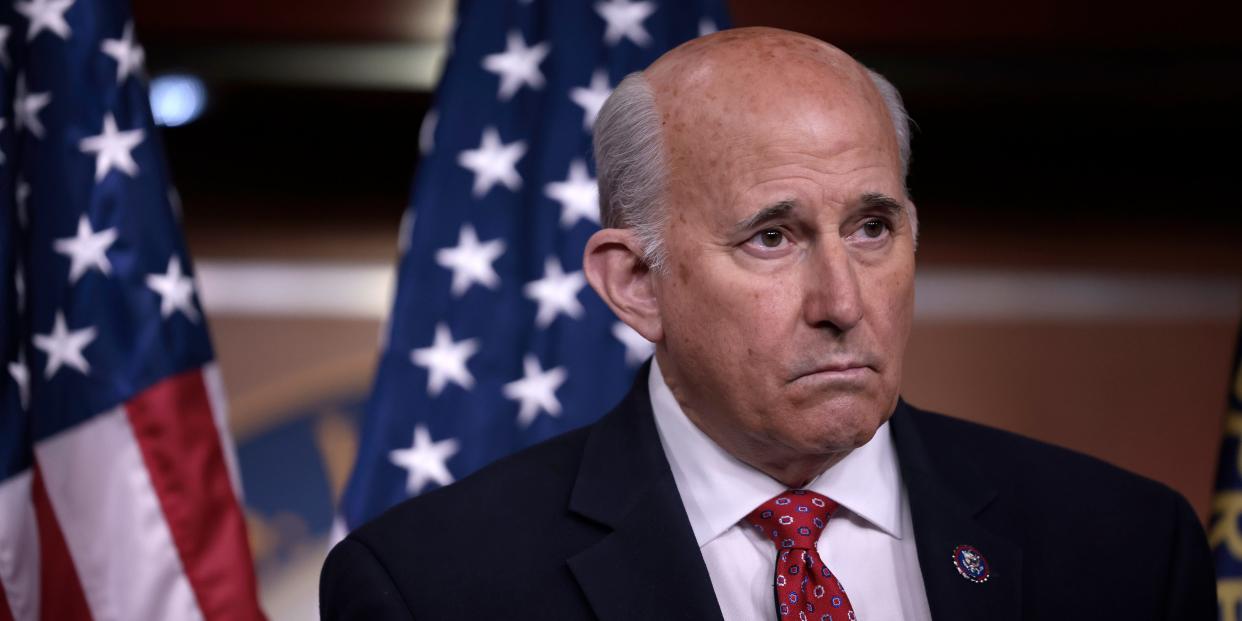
left=321, top=27, right=1214, bottom=620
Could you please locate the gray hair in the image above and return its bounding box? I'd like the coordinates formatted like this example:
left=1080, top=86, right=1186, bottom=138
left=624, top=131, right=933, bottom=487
left=593, top=67, right=915, bottom=272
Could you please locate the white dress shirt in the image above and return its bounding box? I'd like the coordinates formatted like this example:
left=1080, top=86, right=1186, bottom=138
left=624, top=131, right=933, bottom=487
left=648, top=360, right=933, bottom=621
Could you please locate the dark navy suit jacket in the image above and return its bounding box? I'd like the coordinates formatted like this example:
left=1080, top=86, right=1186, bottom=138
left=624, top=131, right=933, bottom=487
left=320, top=367, right=1215, bottom=619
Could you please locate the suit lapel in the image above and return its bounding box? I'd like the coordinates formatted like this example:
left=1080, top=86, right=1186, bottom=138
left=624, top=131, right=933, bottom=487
left=566, top=364, right=724, bottom=621
left=890, top=401, right=1023, bottom=621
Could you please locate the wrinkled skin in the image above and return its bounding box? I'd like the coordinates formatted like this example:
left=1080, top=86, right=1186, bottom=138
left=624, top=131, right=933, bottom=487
left=585, top=27, right=916, bottom=487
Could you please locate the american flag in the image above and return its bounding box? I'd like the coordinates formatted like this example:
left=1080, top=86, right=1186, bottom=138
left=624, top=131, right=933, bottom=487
left=339, top=0, right=730, bottom=530
left=1212, top=325, right=1242, bottom=621
left=0, top=0, right=263, bottom=619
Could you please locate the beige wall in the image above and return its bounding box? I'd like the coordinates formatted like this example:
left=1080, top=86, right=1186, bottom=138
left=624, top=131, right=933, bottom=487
left=904, top=319, right=1236, bottom=521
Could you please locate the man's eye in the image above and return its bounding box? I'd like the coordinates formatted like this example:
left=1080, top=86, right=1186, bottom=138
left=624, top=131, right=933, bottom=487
left=860, top=219, right=889, bottom=239
left=756, top=229, right=785, bottom=248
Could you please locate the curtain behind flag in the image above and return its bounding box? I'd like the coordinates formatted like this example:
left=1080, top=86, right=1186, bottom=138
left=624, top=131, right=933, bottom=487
left=340, top=0, right=730, bottom=530
left=0, top=1, right=263, bottom=619
left=1213, top=322, right=1242, bottom=620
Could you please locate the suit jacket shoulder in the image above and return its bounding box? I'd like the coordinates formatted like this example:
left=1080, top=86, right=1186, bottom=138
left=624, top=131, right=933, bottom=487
left=904, top=404, right=1181, bottom=506
left=322, top=424, right=601, bottom=619
left=891, top=401, right=1215, bottom=620
left=321, top=366, right=723, bottom=621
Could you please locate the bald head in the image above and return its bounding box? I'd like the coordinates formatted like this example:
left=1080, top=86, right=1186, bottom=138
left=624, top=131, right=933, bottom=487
left=593, top=28, right=913, bottom=271
left=644, top=27, right=876, bottom=112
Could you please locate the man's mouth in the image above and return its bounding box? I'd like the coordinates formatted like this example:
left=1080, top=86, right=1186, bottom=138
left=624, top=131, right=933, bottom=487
left=789, top=359, right=876, bottom=383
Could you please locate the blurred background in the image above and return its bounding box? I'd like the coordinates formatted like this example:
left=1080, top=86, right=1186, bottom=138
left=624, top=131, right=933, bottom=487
left=127, top=0, right=1240, bottom=617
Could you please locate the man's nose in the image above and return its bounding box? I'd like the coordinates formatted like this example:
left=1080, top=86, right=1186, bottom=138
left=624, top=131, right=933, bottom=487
left=802, top=238, right=864, bottom=334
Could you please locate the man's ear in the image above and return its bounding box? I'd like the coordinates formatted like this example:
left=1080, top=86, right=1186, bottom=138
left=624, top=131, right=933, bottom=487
left=583, top=228, right=663, bottom=343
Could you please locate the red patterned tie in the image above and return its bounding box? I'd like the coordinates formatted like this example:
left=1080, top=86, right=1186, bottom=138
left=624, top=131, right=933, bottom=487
left=746, top=490, right=857, bottom=621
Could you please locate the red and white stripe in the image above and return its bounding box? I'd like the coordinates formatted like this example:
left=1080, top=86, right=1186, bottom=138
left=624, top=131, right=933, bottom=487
left=0, top=364, right=263, bottom=621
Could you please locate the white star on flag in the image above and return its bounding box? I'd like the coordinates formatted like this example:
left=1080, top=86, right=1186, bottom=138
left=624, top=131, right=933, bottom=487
left=524, top=257, right=586, bottom=328
left=596, top=0, right=656, bottom=47
left=544, top=159, right=600, bottom=228
left=8, top=350, right=30, bottom=411
left=101, top=21, right=145, bottom=84
left=79, top=113, right=145, bottom=182
left=503, top=354, right=568, bottom=428
left=388, top=424, right=460, bottom=495
left=570, top=69, right=612, bottom=131
left=53, top=214, right=118, bottom=284
left=482, top=30, right=551, bottom=101
left=435, top=223, right=506, bottom=297
left=612, top=322, right=655, bottom=366
left=14, top=74, right=51, bottom=139
left=14, top=0, right=75, bottom=42
left=457, top=126, right=526, bottom=198
left=33, top=312, right=97, bottom=379
left=146, top=257, right=199, bottom=322
left=699, top=18, right=718, bottom=37
left=410, top=323, right=480, bottom=397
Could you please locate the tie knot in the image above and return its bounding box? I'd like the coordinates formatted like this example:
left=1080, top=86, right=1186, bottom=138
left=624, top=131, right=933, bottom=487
left=745, top=489, right=837, bottom=550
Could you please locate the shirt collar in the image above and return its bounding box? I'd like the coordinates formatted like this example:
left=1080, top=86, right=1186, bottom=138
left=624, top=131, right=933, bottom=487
left=648, top=358, right=905, bottom=548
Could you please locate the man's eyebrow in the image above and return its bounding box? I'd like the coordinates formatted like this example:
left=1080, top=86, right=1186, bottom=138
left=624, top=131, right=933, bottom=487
left=730, top=200, right=797, bottom=236
left=859, top=192, right=904, bottom=217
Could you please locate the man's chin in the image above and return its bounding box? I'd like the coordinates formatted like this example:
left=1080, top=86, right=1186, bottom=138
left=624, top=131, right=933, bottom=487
left=785, top=394, right=892, bottom=449
left=755, top=421, right=880, bottom=485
